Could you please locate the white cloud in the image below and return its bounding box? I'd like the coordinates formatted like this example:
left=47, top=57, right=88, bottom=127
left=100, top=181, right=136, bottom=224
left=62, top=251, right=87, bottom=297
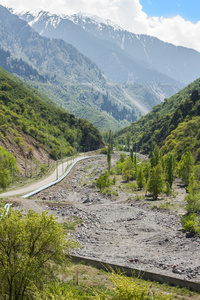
left=0, top=0, right=200, bottom=52
left=144, top=16, right=200, bottom=52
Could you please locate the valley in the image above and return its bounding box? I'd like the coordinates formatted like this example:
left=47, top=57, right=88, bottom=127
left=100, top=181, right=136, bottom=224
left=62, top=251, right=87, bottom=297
left=2, top=5, right=198, bottom=131
left=5, top=154, right=200, bottom=284
left=0, top=2, right=200, bottom=297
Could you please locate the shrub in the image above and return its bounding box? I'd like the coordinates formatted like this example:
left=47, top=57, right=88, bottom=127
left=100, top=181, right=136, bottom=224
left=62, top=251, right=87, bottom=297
left=110, top=168, right=116, bottom=175
left=185, top=193, right=200, bottom=214
left=126, top=181, right=138, bottom=192
left=122, top=157, right=135, bottom=182
left=96, top=171, right=111, bottom=191
left=109, top=273, right=173, bottom=300
left=14, top=133, right=24, bottom=149
left=181, top=213, right=200, bottom=235
left=0, top=209, right=78, bottom=299
left=112, top=176, right=116, bottom=185
left=100, top=147, right=108, bottom=154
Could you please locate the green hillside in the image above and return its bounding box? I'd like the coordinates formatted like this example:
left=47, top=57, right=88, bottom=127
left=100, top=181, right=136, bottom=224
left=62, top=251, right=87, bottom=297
left=0, top=6, right=170, bottom=131
left=116, top=77, right=200, bottom=159
left=0, top=67, right=103, bottom=179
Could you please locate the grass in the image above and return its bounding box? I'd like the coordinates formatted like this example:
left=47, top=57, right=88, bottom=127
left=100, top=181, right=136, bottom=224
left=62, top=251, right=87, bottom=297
left=56, top=263, right=200, bottom=299
left=159, top=201, right=175, bottom=210
left=83, top=164, right=93, bottom=173
left=101, top=187, right=119, bottom=197
left=62, top=216, right=82, bottom=231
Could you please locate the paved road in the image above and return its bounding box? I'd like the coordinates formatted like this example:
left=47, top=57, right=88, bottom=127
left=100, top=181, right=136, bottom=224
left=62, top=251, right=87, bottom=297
left=0, top=152, right=147, bottom=198
left=0, top=155, right=83, bottom=198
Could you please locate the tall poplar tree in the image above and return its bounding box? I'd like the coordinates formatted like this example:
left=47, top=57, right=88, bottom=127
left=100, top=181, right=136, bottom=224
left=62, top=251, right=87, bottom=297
left=107, top=144, right=111, bottom=173
left=165, top=152, right=175, bottom=188
left=148, top=164, right=164, bottom=200
left=177, top=151, right=194, bottom=185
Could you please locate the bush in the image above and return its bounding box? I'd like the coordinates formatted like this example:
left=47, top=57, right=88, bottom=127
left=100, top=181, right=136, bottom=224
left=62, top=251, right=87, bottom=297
left=112, top=176, right=116, bottom=185
left=109, top=273, right=173, bottom=300
left=181, top=213, right=200, bottom=235
left=96, top=171, right=111, bottom=191
left=125, top=181, right=138, bottom=192
left=0, top=209, right=78, bottom=299
left=185, top=193, right=200, bottom=213
left=116, top=161, right=123, bottom=175
left=100, top=147, right=108, bottom=154
left=110, top=168, right=116, bottom=175
left=14, top=133, right=24, bottom=149
left=122, top=157, right=135, bottom=182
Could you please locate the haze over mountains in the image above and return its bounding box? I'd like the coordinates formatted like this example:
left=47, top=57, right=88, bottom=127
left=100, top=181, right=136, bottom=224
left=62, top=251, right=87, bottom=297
left=19, top=10, right=200, bottom=86
left=0, top=5, right=200, bottom=131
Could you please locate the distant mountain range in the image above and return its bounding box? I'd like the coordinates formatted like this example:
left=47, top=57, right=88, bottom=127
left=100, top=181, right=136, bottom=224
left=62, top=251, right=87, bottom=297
left=0, top=6, right=200, bottom=131
left=18, top=11, right=200, bottom=86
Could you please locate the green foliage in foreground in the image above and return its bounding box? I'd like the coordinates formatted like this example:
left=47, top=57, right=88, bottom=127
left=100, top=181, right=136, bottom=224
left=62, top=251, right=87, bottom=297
left=0, top=208, right=77, bottom=300
left=35, top=271, right=174, bottom=300
left=0, top=207, right=198, bottom=299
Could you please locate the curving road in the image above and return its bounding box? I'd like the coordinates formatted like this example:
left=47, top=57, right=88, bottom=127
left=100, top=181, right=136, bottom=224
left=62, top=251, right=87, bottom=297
left=0, top=154, right=85, bottom=198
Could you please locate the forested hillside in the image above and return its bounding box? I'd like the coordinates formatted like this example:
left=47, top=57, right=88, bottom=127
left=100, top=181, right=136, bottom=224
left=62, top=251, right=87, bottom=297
left=117, top=77, right=200, bottom=160
left=0, top=67, right=103, bottom=188
left=0, top=5, right=154, bottom=131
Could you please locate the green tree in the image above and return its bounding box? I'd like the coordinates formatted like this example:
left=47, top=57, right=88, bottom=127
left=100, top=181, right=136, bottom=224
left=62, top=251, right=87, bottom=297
left=108, top=130, right=114, bottom=151
left=96, top=171, right=111, bottom=191
left=122, top=157, right=135, bottom=182
left=119, top=153, right=126, bottom=163
left=185, top=193, right=200, bottom=214
left=107, top=144, right=111, bottom=173
left=0, top=209, right=77, bottom=300
left=136, top=167, right=146, bottom=189
left=177, top=151, right=194, bottom=185
left=165, top=152, right=175, bottom=188
left=126, top=131, right=131, bottom=151
left=130, top=147, right=133, bottom=163
left=143, top=162, right=151, bottom=183
left=150, top=142, right=160, bottom=168
left=0, top=146, right=18, bottom=189
left=148, top=164, right=164, bottom=200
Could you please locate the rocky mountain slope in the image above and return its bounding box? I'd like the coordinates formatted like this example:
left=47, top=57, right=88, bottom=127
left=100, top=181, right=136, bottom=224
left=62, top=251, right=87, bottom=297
left=18, top=10, right=200, bottom=91
left=0, top=5, right=166, bottom=132
left=18, top=10, right=194, bottom=87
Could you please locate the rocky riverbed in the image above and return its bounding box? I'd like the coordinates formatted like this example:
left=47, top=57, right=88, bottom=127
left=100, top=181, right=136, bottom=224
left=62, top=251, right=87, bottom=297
left=19, top=155, right=200, bottom=282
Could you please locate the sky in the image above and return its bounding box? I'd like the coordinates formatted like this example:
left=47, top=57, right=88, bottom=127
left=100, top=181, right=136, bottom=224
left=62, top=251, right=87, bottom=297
left=0, top=0, right=200, bottom=52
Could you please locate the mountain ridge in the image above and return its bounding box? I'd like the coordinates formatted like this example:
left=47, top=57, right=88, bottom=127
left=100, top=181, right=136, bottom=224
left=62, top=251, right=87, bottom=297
left=0, top=66, right=104, bottom=177
left=116, top=76, right=200, bottom=160
left=18, top=10, right=200, bottom=86
left=0, top=5, right=170, bottom=131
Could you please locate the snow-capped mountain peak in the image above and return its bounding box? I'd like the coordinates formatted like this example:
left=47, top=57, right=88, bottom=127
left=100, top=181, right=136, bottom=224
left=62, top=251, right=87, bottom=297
left=69, top=12, right=123, bottom=31
left=15, top=9, right=200, bottom=87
